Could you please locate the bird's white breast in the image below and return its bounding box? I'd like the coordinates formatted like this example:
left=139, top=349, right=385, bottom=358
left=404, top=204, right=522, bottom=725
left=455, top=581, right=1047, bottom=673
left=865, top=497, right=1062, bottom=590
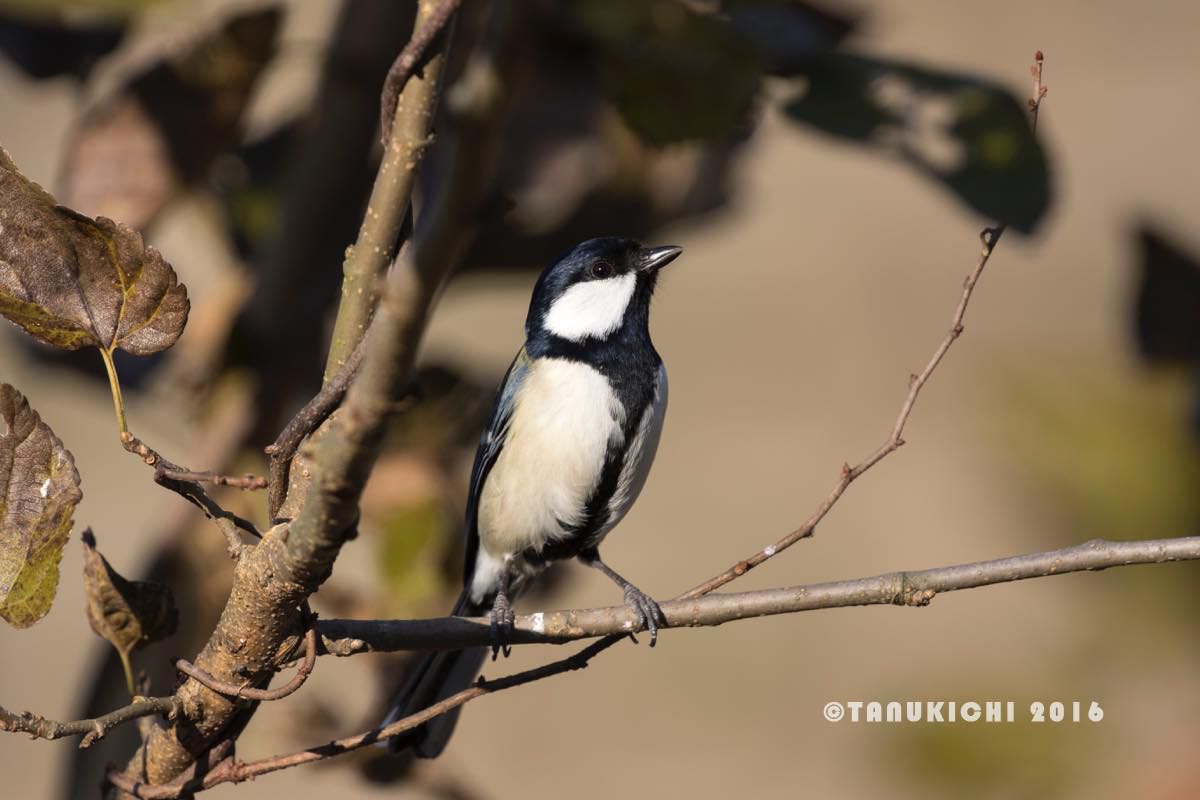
left=477, top=358, right=624, bottom=558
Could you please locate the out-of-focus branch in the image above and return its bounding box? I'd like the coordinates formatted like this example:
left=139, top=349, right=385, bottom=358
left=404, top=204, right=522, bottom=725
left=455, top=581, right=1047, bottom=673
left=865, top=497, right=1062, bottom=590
left=1, top=697, right=179, bottom=749
left=315, top=535, right=1200, bottom=653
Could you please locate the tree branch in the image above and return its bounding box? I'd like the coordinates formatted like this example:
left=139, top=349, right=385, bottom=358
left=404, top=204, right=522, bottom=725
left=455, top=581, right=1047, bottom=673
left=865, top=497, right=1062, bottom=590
left=175, top=623, right=317, bottom=702
left=0, top=696, right=179, bottom=749
left=105, top=533, right=1198, bottom=797
left=314, top=535, right=1200, bottom=653
left=113, top=3, right=512, bottom=791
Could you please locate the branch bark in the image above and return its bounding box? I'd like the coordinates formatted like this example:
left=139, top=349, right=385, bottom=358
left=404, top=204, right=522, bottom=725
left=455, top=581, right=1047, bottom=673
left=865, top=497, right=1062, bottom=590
left=112, top=2, right=512, bottom=792
left=314, top=535, right=1200, bottom=652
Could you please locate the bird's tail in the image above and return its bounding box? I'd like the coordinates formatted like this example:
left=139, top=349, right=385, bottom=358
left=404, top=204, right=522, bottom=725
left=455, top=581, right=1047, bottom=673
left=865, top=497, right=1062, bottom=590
left=382, top=591, right=488, bottom=758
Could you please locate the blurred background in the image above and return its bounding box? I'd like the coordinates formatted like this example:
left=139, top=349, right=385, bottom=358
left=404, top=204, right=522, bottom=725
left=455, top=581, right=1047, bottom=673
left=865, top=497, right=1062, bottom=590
left=2, top=0, right=1200, bottom=798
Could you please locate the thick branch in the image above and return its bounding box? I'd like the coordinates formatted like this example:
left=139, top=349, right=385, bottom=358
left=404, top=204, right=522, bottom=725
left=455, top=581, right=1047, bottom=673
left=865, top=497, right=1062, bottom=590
left=0, top=696, right=178, bottom=749
left=114, top=3, right=510, bottom=791
left=316, top=536, right=1200, bottom=652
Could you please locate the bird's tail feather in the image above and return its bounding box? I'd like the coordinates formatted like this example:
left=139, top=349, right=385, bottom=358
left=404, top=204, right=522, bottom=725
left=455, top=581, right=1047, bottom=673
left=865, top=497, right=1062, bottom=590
left=382, top=591, right=487, bottom=758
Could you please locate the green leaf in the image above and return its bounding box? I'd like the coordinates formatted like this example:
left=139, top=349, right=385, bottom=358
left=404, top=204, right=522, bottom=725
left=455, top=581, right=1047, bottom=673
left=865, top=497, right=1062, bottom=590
left=81, top=529, right=177, bottom=695
left=783, top=53, right=1051, bottom=232
left=575, top=0, right=764, bottom=145
left=0, top=383, right=82, bottom=628
left=0, top=145, right=189, bottom=354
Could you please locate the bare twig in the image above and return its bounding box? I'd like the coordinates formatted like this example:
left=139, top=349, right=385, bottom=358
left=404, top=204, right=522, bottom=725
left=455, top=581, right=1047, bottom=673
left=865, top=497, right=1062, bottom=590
left=1029, top=50, right=1049, bottom=127
left=122, top=433, right=265, bottom=492
left=266, top=332, right=367, bottom=518
left=106, top=637, right=617, bottom=799
left=155, top=469, right=266, bottom=490
left=679, top=52, right=1050, bottom=600
left=318, top=535, right=1199, bottom=651
left=121, top=431, right=261, bottom=559
left=175, top=622, right=317, bottom=702
left=0, top=696, right=178, bottom=749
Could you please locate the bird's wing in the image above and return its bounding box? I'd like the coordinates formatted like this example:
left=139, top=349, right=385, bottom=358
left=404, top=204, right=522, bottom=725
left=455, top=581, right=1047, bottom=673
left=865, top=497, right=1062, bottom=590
left=462, top=346, right=532, bottom=589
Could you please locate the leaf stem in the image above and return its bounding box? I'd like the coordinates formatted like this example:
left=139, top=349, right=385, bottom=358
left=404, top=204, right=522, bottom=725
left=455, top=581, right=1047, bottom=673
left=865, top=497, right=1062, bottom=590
left=98, top=348, right=128, bottom=435
left=117, top=650, right=136, bottom=698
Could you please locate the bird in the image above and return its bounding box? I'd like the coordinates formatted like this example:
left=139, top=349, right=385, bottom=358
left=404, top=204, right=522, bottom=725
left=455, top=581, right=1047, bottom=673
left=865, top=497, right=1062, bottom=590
left=382, top=236, right=682, bottom=757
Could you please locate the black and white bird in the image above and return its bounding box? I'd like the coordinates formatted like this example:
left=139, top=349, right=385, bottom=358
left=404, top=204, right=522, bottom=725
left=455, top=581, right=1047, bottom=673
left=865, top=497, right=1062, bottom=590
left=383, top=237, right=682, bottom=757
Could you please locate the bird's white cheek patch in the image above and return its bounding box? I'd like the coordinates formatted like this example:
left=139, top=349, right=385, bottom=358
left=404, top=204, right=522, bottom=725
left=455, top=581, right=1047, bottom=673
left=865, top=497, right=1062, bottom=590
left=544, top=273, right=637, bottom=341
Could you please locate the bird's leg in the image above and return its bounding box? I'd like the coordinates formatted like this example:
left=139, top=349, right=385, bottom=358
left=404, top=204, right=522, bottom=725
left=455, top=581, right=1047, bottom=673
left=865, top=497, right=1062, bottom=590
left=579, top=549, right=667, bottom=646
left=489, top=554, right=516, bottom=660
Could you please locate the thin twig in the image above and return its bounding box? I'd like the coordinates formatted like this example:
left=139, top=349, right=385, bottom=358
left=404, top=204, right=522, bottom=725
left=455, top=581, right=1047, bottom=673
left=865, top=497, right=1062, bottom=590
left=266, top=323, right=368, bottom=519
left=121, top=432, right=261, bottom=558
left=123, top=433, right=265, bottom=492
left=106, top=638, right=617, bottom=799
left=379, top=0, right=462, bottom=144
left=175, top=620, right=317, bottom=702
left=679, top=51, right=1050, bottom=601
left=317, top=535, right=1199, bottom=652
left=156, top=469, right=266, bottom=491
left=0, top=696, right=178, bottom=749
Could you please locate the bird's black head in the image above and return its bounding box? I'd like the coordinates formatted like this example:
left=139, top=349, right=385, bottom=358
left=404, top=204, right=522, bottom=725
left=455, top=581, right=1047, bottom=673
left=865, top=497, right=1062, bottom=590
left=525, top=237, right=682, bottom=344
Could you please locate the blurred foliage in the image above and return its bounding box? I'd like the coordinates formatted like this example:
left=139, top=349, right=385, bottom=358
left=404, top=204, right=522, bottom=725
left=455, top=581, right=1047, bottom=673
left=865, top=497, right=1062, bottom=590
left=376, top=499, right=453, bottom=616
left=995, top=366, right=1200, bottom=544
left=573, top=0, right=765, bottom=146
left=783, top=54, right=1050, bottom=232
left=891, top=718, right=1092, bottom=799
left=0, top=0, right=159, bottom=22
left=1131, top=225, right=1200, bottom=435
left=1133, top=226, right=1200, bottom=365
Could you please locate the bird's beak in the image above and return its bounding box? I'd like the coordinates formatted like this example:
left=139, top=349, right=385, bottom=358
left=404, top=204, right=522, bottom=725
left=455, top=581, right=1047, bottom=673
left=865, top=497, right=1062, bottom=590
left=638, top=245, right=683, bottom=273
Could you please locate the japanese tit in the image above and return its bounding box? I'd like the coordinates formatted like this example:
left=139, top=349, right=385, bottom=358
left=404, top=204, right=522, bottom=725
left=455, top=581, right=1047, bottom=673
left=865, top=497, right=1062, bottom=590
left=384, top=237, right=682, bottom=757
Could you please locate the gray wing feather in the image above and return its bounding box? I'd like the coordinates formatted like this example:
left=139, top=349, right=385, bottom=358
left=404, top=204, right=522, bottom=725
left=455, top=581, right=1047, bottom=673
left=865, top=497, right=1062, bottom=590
left=462, top=347, right=531, bottom=586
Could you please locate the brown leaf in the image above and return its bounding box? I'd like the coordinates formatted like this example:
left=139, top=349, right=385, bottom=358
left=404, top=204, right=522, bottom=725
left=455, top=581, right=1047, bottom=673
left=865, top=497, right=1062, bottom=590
left=81, top=529, right=177, bottom=694
left=0, top=145, right=189, bottom=355
left=0, top=383, right=82, bottom=628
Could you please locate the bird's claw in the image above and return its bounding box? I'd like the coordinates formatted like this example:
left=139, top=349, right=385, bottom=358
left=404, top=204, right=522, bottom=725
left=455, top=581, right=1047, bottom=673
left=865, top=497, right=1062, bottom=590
left=623, top=586, right=666, bottom=647
left=489, top=595, right=514, bottom=660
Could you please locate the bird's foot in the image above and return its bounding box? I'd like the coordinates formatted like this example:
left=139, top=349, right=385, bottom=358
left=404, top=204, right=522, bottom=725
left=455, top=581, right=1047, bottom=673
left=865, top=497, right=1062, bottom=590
left=623, top=585, right=666, bottom=647
left=489, top=594, right=514, bottom=660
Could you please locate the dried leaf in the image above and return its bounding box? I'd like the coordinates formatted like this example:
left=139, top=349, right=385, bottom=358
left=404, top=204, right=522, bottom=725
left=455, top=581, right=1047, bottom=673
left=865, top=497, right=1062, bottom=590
left=81, top=529, right=177, bottom=694
left=0, top=145, right=189, bottom=354
left=0, top=383, right=82, bottom=628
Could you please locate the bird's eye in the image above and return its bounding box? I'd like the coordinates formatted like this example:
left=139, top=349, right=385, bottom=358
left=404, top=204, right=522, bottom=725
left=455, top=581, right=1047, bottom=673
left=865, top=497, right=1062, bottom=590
left=589, top=261, right=613, bottom=279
